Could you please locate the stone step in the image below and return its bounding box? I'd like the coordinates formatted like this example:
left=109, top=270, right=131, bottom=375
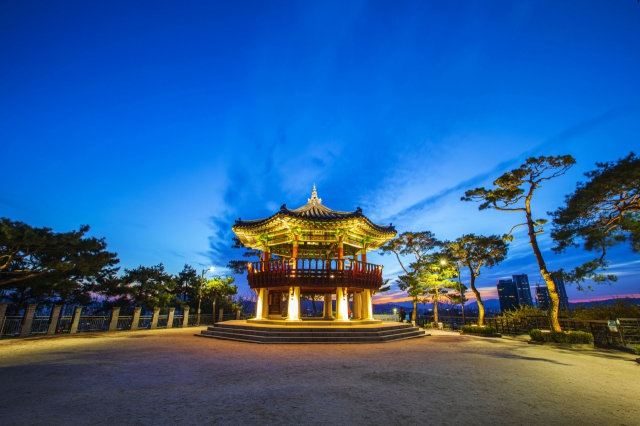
left=197, top=329, right=426, bottom=343
left=196, top=322, right=427, bottom=343
left=203, top=326, right=418, bottom=338
left=207, top=323, right=414, bottom=334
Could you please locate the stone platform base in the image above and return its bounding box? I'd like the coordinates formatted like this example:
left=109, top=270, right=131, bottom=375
left=196, top=320, right=427, bottom=343
left=247, top=318, right=383, bottom=326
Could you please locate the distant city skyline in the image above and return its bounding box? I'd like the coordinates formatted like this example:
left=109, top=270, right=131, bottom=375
left=2, top=2, right=639, bottom=304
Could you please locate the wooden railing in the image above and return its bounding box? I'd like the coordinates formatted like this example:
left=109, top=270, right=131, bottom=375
left=247, top=258, right=383, bottom=289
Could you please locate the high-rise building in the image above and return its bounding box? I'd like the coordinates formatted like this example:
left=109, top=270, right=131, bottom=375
left=536, top=285, right=551, bottom=310
left=551, top=274, right=570, bottom=310
left=496, top=274, right=535, bottom=314
left=534, top=276, right=570, bottom=311
left=497, top=279, right=519, bottom=313
left=511, top=274, right=533, bottom=307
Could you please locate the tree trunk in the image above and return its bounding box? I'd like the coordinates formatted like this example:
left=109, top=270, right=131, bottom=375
left=433, top=288, right=439, bottom=324
left=14, top=297, right=26, bottom=316
left=525, top=198, right=562, bottom=332
left=412, top=299, right=417, bottom=322
left=212, top=295, right=217, bottom=323
left=468, top=268, right=485, bottom=326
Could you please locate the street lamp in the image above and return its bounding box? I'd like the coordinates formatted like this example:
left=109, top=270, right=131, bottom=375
left=197, top=266, right=215, bottom=326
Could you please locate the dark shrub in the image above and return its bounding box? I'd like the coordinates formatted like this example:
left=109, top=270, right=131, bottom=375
left=461, top=325, right=497, bottom=335
left=529, top=329, right=593, bottom=344
left=530, top=329, right=545, bottom=342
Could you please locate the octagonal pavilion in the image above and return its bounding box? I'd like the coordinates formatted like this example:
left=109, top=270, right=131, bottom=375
left=232, top=186, right=397, bottom=322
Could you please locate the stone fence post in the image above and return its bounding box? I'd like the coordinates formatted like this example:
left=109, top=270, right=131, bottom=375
left=19, top=304, right=37, bottom=338
left=0, top=302, right=8, bottom=335
left=69, top=306, right=82, bottom=334
left=235, top=309, right=241, bottom=320
left=131, top=307, right=141, bottom=331
left=150, top=308, right=160, bottom=329
left=218, top=308, right=224, bottom=323
left=47, top=305, right=62, bottom=335
left=167, top=308, right=175, bottom=329
left=182, top=307, right=190, bottom=327
left=108, top=307, right=121, bottom=332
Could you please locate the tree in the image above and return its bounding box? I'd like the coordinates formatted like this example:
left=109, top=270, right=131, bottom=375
left=302, top=294, right=324, bottom=317
left=444, top=234, right=509, bottom=325
left=118, top=264, right=177, bottom=310
left=202, top=276, right=237, bottom=319
left=0, top=219, right=118, bottom=286
left=551, top=152, right=639, bottom=288
left=380, top=231, right=440, bottom=322
left=462, top=155, right=575, bottom=332
left=227, top=237, right=261, bottom=274
left=415, top=255, right=459, bottom=324
left=175, top=264, right=199, bottom=302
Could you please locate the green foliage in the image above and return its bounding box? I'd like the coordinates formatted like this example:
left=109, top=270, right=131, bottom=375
left=116, top=264, right=177, bottom=309
left=461, top=155, right=576, bottom=214
left=551, top=152, right=639, bottom=287
left=175, top=264, right=199, bottom=303
left=227, top=237, right=261, bottom=274
left=381, top=231, right=441, bottom=321
left=529, top=329, right=594, bottom=344
left=462, top=155, right=576, bottom=332
left=461, top=325, right=497, bottom=334
left=568, top=298, right=640, bottom=320
left=633, top=345, right=640, bottom=356
left=0, top=218, right=119, bottom=287
left=497, top=305, right=546, bottom=319
left=529, top=329, right=545, bottom=341
left=443, top=234, right=508, bottom=324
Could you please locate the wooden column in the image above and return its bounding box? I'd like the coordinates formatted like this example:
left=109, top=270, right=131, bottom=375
left=286, top=286, right=301, bottom=321
left=337, top=242, right=344, bottom=269
left=323, top=293, right=333, bottom=319
left=336, top=287, right=349, bottom=321
left=362, top=289, right=374, bottom=320
left=353, top=292, right=361, bottom=320
left=255, top=288, right=265, bottom=319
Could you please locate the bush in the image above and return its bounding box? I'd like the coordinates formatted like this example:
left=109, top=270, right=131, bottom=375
left=530, top=329, right=545, bottom=342
left=569, top=298, right=640, bottom=320
left=529, top=329, right=594, bottom=344
left=633, top=345, right=640, bottom=356
left=461, top=325, right=497, bottom=335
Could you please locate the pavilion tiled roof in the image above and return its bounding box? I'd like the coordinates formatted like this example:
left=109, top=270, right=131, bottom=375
left=233, top=186, right=395, bottom=233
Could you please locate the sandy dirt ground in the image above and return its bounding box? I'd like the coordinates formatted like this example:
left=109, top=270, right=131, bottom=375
left=0, top=327, right=638, bottom=426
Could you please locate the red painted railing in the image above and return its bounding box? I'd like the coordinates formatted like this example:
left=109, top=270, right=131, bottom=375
left=247, top=258, right=383, bottom=290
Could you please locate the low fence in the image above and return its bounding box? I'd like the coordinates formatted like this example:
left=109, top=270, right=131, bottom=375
left=0, top=303, right=249, bottom=339
left=416, top=315, right=638, bottom=347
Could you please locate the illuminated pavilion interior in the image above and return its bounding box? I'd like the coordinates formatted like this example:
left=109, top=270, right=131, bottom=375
left=232, top=186, right=397, bottom=322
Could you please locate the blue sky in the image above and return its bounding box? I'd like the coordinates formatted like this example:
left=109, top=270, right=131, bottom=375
left=2, top=1, right=639, bottom=304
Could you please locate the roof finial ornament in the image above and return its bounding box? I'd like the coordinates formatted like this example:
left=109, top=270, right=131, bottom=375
left=308, top=184, right=322, bottom=204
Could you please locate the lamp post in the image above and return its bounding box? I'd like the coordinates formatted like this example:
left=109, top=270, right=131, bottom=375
left=197, top=266, right=215, bottom=326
